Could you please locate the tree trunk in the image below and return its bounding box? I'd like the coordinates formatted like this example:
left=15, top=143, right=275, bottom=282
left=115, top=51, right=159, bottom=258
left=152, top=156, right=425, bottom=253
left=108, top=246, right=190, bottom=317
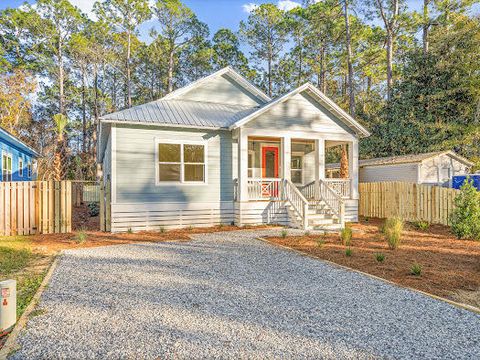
left=81, top=67, right=87, bottom=153
left=267, top=49, right=272, bottom=97
left=58, top=38, right=65, bottom=115
left=340, top=144, right=349, bottom=179
left=320, top=46, right=327, bottom=94
left=168, top=47, right=174, bottom=93
left=386, top=31, right=394, bottom=101
left=422, top=0, right=430, bottom=55
left=126, top=31, right=132, bottom=108
left=343, top=0, right=355, bottom=116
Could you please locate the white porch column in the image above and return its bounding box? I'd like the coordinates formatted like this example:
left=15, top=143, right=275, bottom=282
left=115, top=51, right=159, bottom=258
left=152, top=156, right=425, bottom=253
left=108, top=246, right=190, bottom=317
left=348, top=140, right=359, bottom=199
left=237, top=128, right=249, bottom=202
left=282, top=136, right=291, bottom=181
left=314, top=138, right=325, bottom=187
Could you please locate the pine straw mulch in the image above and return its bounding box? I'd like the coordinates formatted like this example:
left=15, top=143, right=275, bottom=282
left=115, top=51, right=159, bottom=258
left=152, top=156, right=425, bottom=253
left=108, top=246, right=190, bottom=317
left=265, top=218, right=480, bottom=309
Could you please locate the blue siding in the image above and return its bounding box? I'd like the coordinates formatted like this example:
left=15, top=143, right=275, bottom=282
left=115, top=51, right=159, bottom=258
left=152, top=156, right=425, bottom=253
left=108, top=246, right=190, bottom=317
left=0, top=137, right=37, bottom=182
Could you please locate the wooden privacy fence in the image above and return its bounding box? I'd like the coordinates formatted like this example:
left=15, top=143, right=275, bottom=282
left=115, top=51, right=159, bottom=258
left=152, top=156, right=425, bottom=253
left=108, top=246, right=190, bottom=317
left=0, top=181, right=72, bottom=236
left=359, top=182, right=459, bottom=226
left=99, top=181, right=111, bottom=232
left=72, top=181, right=100, bottom=205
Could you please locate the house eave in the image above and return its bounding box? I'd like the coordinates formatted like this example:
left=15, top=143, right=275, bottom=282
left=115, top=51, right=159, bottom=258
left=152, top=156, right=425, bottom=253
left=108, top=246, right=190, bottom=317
left=99, top=119, right=230, bottom=132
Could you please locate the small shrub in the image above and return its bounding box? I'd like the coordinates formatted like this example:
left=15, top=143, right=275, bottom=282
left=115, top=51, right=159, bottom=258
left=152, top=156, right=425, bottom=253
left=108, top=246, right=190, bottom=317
left=413, top=221, right=430, bottom=231
left=345, top=247, right=352, bottom=257
left=383, top=217, right=403, bottom=250
left=340, top=226, right=352, bottom=246
left=187, top=225, right=194, bottom=231
left=74, top=229, right=87, bottom=244
left=159, top=226, right=166, bottom=233
left=304, top=230, right=311, bottom=236
left=87, top=202, right=100, bottom=217
left=410, top=262, right=422, bottom=276
left=316, top=238, right=324, bottom=248
left=450, top=178, right=480, bottom=241
left=364, top=217, right=369, bottom=222
left=281, top=229, right=288, bottom=238
left=218, top=223, right=224, bottom=228
left=374, top=253, right=385, bottom=262
left=127, top=228, right=133, bottom=234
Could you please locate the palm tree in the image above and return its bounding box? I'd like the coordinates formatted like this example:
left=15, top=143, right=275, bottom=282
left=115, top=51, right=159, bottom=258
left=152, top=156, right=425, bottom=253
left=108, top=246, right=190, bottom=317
left=52, top=113, right=68, bottom=181
left=340, top=144, right=349, bottom=179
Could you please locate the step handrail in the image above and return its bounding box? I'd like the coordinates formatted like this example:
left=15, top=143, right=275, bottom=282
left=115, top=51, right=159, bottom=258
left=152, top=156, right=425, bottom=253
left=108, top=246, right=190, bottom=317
left=283, top=179, right=309, bottom=230
left=318, top=179, right=345, bottom=227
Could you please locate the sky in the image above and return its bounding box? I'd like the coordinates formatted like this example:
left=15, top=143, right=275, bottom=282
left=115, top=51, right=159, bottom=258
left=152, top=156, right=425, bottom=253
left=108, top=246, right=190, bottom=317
left=1, top=0, right=429, bottom=39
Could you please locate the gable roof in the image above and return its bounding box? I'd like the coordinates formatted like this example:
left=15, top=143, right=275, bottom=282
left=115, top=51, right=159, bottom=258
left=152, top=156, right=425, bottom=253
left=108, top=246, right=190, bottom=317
left=100, top=99, right=258, bottom=129
left=326, top=151, right=474, bottom=169
left=229, top=83, right=371, bottom=138
left=0, top=127, right=39, bottom=157
left=162, top=66, right=271, bottom=104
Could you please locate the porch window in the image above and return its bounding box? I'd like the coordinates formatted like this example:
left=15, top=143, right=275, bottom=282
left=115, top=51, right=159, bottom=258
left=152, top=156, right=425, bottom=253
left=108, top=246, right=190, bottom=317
left=156, top=141, right=206, bottom=184
left=291, top=155, right=303, bottom=184
left=27, top=163, right=32, bottom=178
left=19, top=158, right=23, bottom=177
left=2, top=152, right=12, bottom=181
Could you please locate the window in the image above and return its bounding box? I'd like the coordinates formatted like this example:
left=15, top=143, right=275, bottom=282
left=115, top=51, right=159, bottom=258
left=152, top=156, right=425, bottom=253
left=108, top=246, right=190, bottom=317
left=248, top=150, right=255, bottom=178
left=291, top=154, right=303, bottom=184
left=157, top=141, right=206, bottom=184
left=2, top=152, right=12, bottom=181
left=27, top=163, right=32, bottom=178
left=19, top=158, right=23, bottom=177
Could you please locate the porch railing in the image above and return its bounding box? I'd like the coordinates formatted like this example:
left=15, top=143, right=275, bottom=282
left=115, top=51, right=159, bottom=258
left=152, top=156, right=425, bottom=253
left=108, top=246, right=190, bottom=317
left=283, top=179, right=309, bottom=230
left=324, top=179, right=351, bottom=198
left=247, top=178, right=282, bottom=200
left=318, top=179, right=345, bottom=227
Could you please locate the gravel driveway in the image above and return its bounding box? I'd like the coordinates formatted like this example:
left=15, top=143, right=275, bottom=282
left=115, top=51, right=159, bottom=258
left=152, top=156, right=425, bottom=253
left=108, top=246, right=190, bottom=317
left=11, top=230, right=480, bottom=359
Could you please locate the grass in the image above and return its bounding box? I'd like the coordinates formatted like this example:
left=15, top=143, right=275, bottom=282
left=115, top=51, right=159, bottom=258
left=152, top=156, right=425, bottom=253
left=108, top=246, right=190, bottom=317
left=375, top=252, right=385, bottom=262
left=383, top=217, right=404, bottom=250
left=413, top=221, right=430, bottom=231
left=0, top=236, right=51, bottom=320
left=411, top=263, right=422, bottom=276
left=345, top=247, right=352, bottom=257
left=74, top=230, right=88, bottom=244
left=281, top=229, right=288, bottom=238
left=340, top=226, right=352, bottom=246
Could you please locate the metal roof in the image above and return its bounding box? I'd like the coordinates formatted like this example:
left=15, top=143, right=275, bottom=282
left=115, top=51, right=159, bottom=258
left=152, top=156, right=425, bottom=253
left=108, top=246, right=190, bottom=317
left=326, top=151, right=474, bottom=169
left=100, top=99, right=259, bottom=129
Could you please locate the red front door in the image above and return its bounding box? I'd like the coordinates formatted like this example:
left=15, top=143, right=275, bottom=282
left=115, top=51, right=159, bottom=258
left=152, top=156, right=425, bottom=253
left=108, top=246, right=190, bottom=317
left=262, top=146, right=279, bottom=178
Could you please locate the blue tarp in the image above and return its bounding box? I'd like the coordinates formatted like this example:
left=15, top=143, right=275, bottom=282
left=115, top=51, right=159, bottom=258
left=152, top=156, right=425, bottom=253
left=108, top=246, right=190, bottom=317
left=452, top=175, right=480, bottom=190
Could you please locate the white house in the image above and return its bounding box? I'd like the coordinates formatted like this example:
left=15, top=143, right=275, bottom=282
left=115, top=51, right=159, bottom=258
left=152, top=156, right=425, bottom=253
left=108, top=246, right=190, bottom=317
left=97, top=67, right=370, bottom=232
left=326, top=151, right=473, bottom=186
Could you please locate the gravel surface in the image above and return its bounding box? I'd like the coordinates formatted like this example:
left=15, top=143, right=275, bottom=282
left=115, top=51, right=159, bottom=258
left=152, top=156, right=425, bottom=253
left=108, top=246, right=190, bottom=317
left=11, top=229, right=480, bottom=359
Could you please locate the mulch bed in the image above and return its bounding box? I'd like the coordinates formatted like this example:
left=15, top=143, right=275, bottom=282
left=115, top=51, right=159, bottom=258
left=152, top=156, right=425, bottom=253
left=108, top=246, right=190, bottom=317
left=265, top=218, right=480, bottom=308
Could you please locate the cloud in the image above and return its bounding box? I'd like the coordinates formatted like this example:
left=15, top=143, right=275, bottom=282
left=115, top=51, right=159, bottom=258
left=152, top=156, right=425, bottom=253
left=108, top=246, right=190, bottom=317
left=242, top=3, right=259, bottom=13
left=277, top=0, right=301, bottom=11
left=69, top=0, right=96, bottom=18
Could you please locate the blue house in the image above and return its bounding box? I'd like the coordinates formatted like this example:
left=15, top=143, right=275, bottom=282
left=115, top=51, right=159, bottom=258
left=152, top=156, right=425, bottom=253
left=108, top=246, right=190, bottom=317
left=0, top=127, right=39, bottom=182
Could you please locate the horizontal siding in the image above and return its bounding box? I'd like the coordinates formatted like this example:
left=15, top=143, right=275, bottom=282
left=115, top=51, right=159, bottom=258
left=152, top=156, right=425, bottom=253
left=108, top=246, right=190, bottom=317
left=360, top=163, right=418, bottom=183
left=179, top=74, right=262, bottom=106
left=114, top=124, right=234, bottom=203
left=234, top=201, right=290, bottom=226
left=0, top=141, right=35, bottom=181
left=344, top=199, right=358, bottom=222
left=420, top=154, right=470, bottom=186
left=111, top=202, right=234, bottom=232
left=245, top=93, right=354, bottom=135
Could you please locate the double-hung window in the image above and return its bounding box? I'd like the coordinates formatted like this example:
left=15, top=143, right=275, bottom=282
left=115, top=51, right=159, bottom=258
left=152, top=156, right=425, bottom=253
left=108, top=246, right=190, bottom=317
left=27, top=162, right=32, bottom=178
left=2, top=152, right=12, bottom=181
left=291, top=154, right=303, bottom=184
left=19, top=158, right=23, bottom=177
left=156, top=140, right=207, bottom=184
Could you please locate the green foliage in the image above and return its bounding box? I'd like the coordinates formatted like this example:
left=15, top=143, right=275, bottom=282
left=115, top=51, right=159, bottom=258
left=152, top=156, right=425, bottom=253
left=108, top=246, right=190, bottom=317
left=374, top=253, right=385, bottom=262
left=410, top=262, right=422, bottom=276
left=383, top=217, right=403, bottom=250
left=316, top=238, right=325, bottom=248
left=413, top=221, right=430, bottom=231
left=340, top=226, right=352, bottom=246
left=345, top=247, right=352, bottom=257
left=17, top=274, right=44, bottom=318
left=280, top=229, right=288, bottom=238
left=74, top=230, right=88, bottom=244
left=159, top=226, right=166, bottom=233
left=87, top=202, right=100, bottom=217
left=0, top=246, right=32, bottom=275
left=450, top=179, right=480, bottom=241
left=127, top=228, right=133, bottom=234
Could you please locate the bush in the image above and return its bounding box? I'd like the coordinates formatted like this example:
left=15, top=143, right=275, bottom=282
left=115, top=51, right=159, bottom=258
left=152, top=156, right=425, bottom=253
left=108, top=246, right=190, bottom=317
left=383, top=217, right=403, bottom=250
left=340, top=226, right=352, bottom=246
left=159, top=226, right=166, bottom=233
left=281, top=229, right=288, bottom=238
left=304, top=231, right=310, bottom=236
left=127, top=228, right=133, bottom=234
left=410, top=262, right=422, bottom=276
left=375, top=253, right=385, bottom=262
left=316, top=238, right=324, bottom=248
left=345, top=247, right=352, bottom=257
left=413, top=221, right=430, bottom=231
left=87, top=202, right=99, bottom=217
left=450, top=179, right=480, bottom=241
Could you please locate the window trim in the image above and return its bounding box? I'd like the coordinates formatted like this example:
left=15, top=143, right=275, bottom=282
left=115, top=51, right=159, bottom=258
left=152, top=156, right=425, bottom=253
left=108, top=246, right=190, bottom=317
left=19, top=158, right=23, bottom=177
left=155, top=138, right=208, bottom=186
left=2, top=151, right=12, bottom=182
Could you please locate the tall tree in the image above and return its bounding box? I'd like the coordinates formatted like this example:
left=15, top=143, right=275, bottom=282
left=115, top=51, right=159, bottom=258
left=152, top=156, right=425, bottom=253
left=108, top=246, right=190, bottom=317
left=240, top=4, right=288, bottom=97
left=94, top=0, right=151, bottom=108
left=153, top=0, right=208, bottom=93
left=212, top=29, right=249, bottom=74
left=36, top=0, right=84, bottom=115
left=342, top=0, right=355, bottom=115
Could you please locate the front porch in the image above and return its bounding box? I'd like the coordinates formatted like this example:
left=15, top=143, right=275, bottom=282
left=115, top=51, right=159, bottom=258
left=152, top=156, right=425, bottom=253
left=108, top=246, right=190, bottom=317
left=233, top=133, right=359, bottom=230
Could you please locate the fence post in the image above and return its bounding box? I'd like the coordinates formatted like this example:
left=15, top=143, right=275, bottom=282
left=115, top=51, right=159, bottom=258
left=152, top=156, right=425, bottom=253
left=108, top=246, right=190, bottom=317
left=100, top=182, right=105, bottom=232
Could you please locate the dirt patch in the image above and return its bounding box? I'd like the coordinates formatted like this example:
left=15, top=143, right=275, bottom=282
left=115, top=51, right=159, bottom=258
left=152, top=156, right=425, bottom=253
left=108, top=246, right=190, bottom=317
left=72, top=204, right=99, bottom=231
left=265, top=218, right=480, bottom=308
